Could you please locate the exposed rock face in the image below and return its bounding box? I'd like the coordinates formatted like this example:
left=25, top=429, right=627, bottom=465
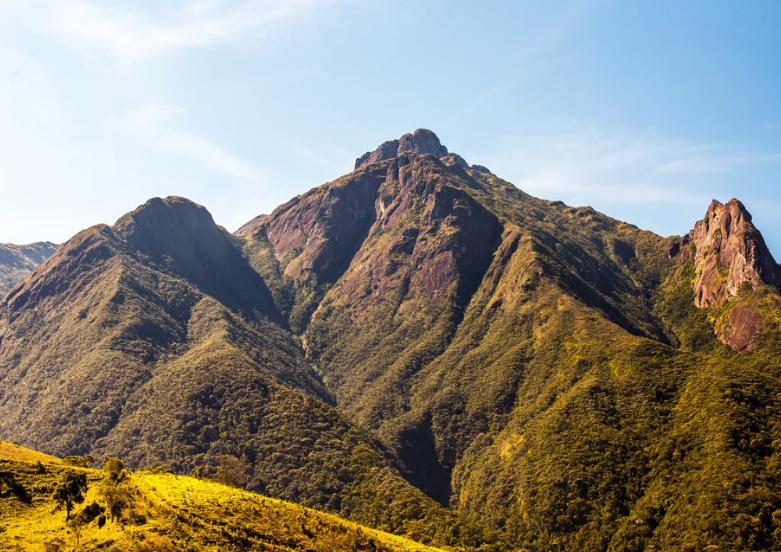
left=717, top=304, right=763, bottom=352
left=332, top=153, right=503, bottom=321
left=354, top=140, right=400, bottom=169
left=0, top=242, right=58, bottom=294
left=245, top=131, right=487, bottom=333
left=688, top=199, right=780, bottom=308
left=355, top=129, right=453, bottom=170
left=237, top=167, right=386, bottom=330
left=398, top=128, right=448, bottom=157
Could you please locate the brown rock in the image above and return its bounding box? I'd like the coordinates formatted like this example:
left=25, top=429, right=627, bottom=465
left=354, top=139, right=399, bottom=170
left=689, top=199, right=780, bottom=308
left=717, top=305, right=763, bottom=352
left=354, top=129, right=457, bottom=170
left=398, top=128, right=448, bottom=157
left=470, top=164, right=493, bottom=174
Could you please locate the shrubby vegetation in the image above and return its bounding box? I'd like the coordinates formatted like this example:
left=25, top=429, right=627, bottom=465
left=2, top=157, right=780, bottom=551
left=258, top=157, right=781, bottom=549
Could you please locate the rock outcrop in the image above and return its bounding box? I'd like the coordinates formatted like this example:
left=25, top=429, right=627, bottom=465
left=355, top=129, right=453, bottom=169
left=688, top=199, right=780, bottom=308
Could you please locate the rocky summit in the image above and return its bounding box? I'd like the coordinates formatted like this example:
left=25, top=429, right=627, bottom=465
left=2, top=130, right=781, bottom=551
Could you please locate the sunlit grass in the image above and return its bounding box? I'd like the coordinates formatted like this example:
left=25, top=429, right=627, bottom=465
left=0, top=442, right=444, bottom=552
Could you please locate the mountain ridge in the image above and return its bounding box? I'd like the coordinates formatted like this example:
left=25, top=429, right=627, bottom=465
left=0, top=194, right=483, bottom=548
left=236, top=129, right=781, bottom=549
left=0, top=241, right=58, bottom=295
left=1, top=129, right=780, bottom=550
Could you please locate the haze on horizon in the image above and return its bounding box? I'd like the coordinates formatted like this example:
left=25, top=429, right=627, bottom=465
left=1, top=0, right=780, bottom=256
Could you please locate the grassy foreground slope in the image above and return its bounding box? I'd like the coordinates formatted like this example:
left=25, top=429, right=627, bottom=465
left=0, top=443, right=443, bottom=552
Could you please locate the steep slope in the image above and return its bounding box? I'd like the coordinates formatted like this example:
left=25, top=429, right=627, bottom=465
left=0, top=197, right=484, bottom=548
left=239, top=130, right=781, bottom=550
left=0, top=444, right=443, bottom=552
left=0, top=241, right=57, bottom=295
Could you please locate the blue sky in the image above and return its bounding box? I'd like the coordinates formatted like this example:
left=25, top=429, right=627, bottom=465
left=1, top=1, right=780, bottom=256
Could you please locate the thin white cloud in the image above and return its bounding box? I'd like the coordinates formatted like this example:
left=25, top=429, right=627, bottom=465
left=655, top=149, right=781, bottom=175
left=477, top=127, right=781, bottom=207
left=117, top=104, right=262, bottom=182
left=42, top=0, right=342, bottom=63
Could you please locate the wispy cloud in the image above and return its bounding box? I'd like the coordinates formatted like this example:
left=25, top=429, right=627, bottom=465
left=654, top=148, right=781, bottom=175
left=117, top=104, right=262, bottom=182
left=41, top=0, right=342, bottom=63
left=477, top=127, right=781, bottom=207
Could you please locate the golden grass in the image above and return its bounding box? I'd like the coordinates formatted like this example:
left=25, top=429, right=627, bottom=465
left=0, top=450, right=444, bottom=552
left=0, top=441, right=61, bottom=465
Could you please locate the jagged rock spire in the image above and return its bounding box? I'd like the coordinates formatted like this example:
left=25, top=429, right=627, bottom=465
left=688, top=198, right=780, bottom=308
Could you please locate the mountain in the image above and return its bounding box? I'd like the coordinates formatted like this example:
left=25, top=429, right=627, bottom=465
left=0, top=196, right=482, bottom=548
left=238, top=129, right=781, bottom=550
left=2, top=130, right=781, bottom=550
left=0, top=442, right=442, bottom=551
left=0, top=241, right=57, bottom=295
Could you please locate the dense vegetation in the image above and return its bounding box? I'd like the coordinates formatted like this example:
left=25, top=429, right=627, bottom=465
left=2, top=131, right=780, bottom=549
left=0, top=197, right=483, bottom=549
left=239, top=134, right=781, bottom=550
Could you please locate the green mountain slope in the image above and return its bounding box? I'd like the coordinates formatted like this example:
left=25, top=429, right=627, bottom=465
left=0, top=197, right=484, bottom=548
left=2, top=129, right=780, bottom=550
left=238, top=129, right=781, bottom=550
left=0, top=442, right=443, bottom=552
left=0, top=241, right=57, bottom=295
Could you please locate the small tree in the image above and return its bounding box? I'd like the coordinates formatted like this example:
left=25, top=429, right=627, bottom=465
left=214, top=454, right=249, bottom=488
left=68, top=511, right=87, bottom=547
left=52, top=472, right=87, bottom=521
left=68, top=502, right=105, bottom=547
left=101, top=457, right=130, bottom=523
left=103, top=457, right=127, bottom=483
left=103, top=483, right=130, bottom=522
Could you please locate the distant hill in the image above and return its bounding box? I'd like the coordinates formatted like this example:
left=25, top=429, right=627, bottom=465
left=0, top=442, right=442, bottom=551
left=1, top=130, right=780, bottom=549
left=0, top=241, right=57, bottom=294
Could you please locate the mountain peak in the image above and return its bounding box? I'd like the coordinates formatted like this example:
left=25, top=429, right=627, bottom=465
left=398, top=128, right=447, bottom=156
left=354, top=128, right=459, bottom=169
left=113, top=196, right=280, bottom=320
left=689, top=197, right=780, bottom=308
